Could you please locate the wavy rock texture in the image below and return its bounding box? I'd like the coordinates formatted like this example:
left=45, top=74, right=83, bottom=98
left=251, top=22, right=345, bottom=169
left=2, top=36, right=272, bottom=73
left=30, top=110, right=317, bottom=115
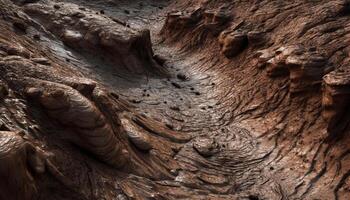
left=0, top=0, right=349, bottom=199
left=22, top=1, right=167, bottom=75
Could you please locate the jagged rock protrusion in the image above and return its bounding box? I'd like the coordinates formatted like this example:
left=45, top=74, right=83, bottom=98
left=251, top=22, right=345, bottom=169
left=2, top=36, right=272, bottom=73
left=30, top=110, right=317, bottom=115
left=286, top=51, right=327, bottom=93
left=265, top=45, right=304, bottom=77
left=161, top=6, right=231, bottom=46
left=247, top=30, right=267, bottom=47
left=160, top=8, right=203, bottom=39
left=218, top=30, right=248, bottom=58
left=322, top=68, right=350, bottom=138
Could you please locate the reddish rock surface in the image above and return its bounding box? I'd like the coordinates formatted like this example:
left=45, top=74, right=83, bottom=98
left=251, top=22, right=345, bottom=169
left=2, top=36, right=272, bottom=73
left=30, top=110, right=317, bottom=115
left=0, top=0, right=350, bottom=199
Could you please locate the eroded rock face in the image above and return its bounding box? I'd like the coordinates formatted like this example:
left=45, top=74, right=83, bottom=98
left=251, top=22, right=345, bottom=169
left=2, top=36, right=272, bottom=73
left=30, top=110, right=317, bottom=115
left=0, top=131, right=45, bottom=200
left=322, top=68, right=350, bottom=137
left=286, top=50, right=327, bottom=93
left=265, top=45, right=304, bottom=77
left=203, top=8, right=231, bottom=26
left=218, top=30, right=248, bottom=58
left=160, top=9, right=203, bottom=39
left=161, top=6, right=231, bottom=46
left=247, top=30, right=266, bottom=47
left=26, top=80, right=128, bottom=168
left=256, top=45, right=328, bottom=93
left=23, top=2, right=165, bottom=75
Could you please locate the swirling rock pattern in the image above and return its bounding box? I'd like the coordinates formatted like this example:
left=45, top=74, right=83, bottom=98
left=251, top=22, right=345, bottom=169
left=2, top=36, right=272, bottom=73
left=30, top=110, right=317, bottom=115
left=0, top=0, right=350, bottom=199
left=26, top=80, right=128, bottom=168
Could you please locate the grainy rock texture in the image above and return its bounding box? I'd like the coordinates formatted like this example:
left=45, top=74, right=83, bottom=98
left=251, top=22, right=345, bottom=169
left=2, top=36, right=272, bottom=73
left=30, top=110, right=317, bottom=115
left=0, top=0, right=349, bottom=199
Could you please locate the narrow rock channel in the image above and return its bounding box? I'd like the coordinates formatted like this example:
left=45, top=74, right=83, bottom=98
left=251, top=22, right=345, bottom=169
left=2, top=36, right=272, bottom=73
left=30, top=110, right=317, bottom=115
left=0, top=0, right=350, bottom=200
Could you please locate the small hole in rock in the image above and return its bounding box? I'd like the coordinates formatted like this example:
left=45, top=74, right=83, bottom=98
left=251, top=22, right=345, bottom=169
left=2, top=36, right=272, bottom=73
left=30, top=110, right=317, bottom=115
left=248, top=195, right=260, bottom=200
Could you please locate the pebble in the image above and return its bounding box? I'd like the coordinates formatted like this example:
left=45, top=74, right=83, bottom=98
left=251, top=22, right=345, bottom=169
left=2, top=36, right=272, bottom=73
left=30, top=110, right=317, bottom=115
left=193, top=137, right=219, bottom=157
left=31, top=57, right=51, bottom=65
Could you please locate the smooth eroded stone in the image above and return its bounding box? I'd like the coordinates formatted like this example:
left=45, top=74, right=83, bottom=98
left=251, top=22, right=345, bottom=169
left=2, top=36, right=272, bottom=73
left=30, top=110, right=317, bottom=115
left=31, top=57, right=51, bottom=65
left=61, top=30, right=83, bottom=47
left=121, top=118, right=153, bottom=152
left=193, top=137, right=219, bottom=157
left=126, top=131, right=152, bottom=151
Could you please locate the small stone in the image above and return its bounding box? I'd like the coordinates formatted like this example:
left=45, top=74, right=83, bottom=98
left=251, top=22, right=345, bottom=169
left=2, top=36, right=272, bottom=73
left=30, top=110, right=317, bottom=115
left=193, top=137, right=219, bottom=157
left=61, top=30, right=83, bottom=47
left=170, top=169, right=179, bottom=175
left=31, top=57, right=51, bottom=65
left=117, top=194, right=128, bottom=200
left=25, top=87, right=42, bottom=98
left=198, top=172, right=228, bottom=185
